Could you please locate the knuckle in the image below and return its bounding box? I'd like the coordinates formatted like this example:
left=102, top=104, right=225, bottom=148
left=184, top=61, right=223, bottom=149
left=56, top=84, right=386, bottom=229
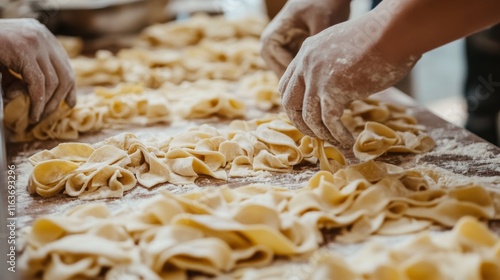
left=28, top=69, right=45, bottom=86
left=24, top=22, right=41, bottom=38
left=46, top=72, right=59, bottom=92
left=23, top=21, right=50, bottom=46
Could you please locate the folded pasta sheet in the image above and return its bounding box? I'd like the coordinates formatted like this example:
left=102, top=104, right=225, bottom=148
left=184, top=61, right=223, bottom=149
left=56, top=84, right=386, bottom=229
left=4, top=79, right=252, bottom=142
left=71, top=15, right=268, bottom=88
left=19, top=162, right=499, bottom=279
left=138, top=14, right=267, bottom=48
left=28, top=114, right=346, bottom=199
left=4, top=84, right=171, bottom=142
left=342, top=98, right=436, bottom=161
left=71, top=39, right=266, bottom=88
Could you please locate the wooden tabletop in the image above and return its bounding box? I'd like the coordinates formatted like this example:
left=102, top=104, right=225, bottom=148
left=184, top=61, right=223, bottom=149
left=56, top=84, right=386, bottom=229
left=5, top=87, right=500, bottom=232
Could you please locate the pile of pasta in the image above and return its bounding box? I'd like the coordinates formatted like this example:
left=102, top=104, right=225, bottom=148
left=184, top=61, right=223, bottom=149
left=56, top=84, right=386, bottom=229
left=71, top=38, right=266, bottom=88
left=3, top=84, right=171, bottom=142
left=137, top=14, right=267, bottom=48
left=239, top=217, right=500, bottom=280
left=19, top=161, right=499, bottom=279
left=4, top=79, right=257, bottom=141
left=70, top=15, right=267, bottom=89
left=342, top=98, right=436, bottom=161
left=27, top=114, right=346, bottom=199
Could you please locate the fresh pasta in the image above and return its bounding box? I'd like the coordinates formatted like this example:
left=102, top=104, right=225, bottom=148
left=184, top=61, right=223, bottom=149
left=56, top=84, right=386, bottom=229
left=4, top=79, right=253, bottom=141
left=68, top=16, right=268, bottom=92
left=19, top=161, right=500, bottom=279
left=239, top=71, right=281, bottom=110
left=27, top=114, right=346, bottom=199
left=342, top=98, right=436, bottom=161
left=71, top=38, right=266, bottom=88
left=138, top=14, right=267, bottom=48
left=236, top=217, right=500, bottom=280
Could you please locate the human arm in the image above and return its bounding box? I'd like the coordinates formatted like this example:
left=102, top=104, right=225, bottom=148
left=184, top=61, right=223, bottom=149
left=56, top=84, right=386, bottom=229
left=377, top=0, right=500, bottom=64
left=279, top=0, right=500, bottom=147
left=0, top=18, right=76, bottom=123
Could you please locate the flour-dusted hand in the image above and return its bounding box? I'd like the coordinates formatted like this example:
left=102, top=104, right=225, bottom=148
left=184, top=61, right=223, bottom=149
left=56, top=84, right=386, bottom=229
left=279, top=13, right=419, bottom=148
left=0, top=18, right=76, bottom=123
left=261, top=0, right=351, bottom=77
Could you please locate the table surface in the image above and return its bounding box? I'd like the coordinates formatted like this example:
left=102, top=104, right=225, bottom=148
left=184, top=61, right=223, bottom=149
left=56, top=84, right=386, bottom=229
left=6, top=87, right=500, bottom=234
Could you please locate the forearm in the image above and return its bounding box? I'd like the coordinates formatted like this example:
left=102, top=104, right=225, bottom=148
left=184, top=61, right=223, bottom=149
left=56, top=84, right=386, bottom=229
left=374, top=0, right=500, bottom=63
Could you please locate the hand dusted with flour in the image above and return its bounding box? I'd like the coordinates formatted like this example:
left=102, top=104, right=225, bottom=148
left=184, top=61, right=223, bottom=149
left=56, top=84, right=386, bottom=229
left=278, top=13, right=418, bottom=148
left=267, top=0, right=500, bottom=149
left=0, top=18, right=76, bottom=122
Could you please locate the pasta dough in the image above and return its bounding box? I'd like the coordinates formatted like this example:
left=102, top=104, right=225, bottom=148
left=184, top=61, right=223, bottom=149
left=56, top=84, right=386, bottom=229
left=71, top=38, right=266, bottom=88
left=236, top=217, right=500, bottom=280
left=70, top=14, right=268, bottom=88
left=138, top=14, right=267, bottom=49
left=342, top=98, right=436, bottom=161
left=4, top=84, right=171, bottom=142
left=27, top=114, right=346, bottom=199
left=19, top=162, right=500, bottom=279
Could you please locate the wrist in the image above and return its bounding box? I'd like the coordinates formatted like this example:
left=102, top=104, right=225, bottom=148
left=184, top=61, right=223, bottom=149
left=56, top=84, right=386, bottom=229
left=369, top=2, right=423, bottom=66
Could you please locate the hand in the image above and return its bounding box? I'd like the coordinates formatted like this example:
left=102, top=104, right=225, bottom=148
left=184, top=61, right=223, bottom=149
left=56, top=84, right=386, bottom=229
left=261, top=0, right=351, bottom=77
left=0, top=18, right=76, bottom=123
left=279, top=13, right=420, bottom=148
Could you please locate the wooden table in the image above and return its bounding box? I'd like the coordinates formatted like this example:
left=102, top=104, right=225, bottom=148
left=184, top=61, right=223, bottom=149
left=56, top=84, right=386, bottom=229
left=5, top=87, right=500, bottom=233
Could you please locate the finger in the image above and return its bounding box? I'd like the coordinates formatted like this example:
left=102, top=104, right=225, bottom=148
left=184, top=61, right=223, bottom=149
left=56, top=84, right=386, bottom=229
left=43, top=55, right=76, bottom=116
left=37, top=56, right=58, bottom=106
left=270, top=41, right=295, bottom=68
left=288, top=109, right=316, bottom=137
left=21, top=62, right=46, bottom=123
left=281, top=72, right=316, bottom=136
left=64, top=83, right=77, bottom=108
left=262, top=40, right=294, bottom=77
left=47, top=28, right=77, bottom=108
left=282, top=29, right=309, bottom=56
left=322, top=98, right=355, bottom=148
left=280, top=64, right=302, bottom=108
left=302, top=89, right=340, bottom=145
left=278, top=60, right=296, bottom=96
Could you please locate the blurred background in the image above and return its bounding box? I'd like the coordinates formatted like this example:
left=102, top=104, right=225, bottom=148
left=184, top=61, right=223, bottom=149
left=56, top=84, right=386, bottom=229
left=0, top=0, right=470, bottom=127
